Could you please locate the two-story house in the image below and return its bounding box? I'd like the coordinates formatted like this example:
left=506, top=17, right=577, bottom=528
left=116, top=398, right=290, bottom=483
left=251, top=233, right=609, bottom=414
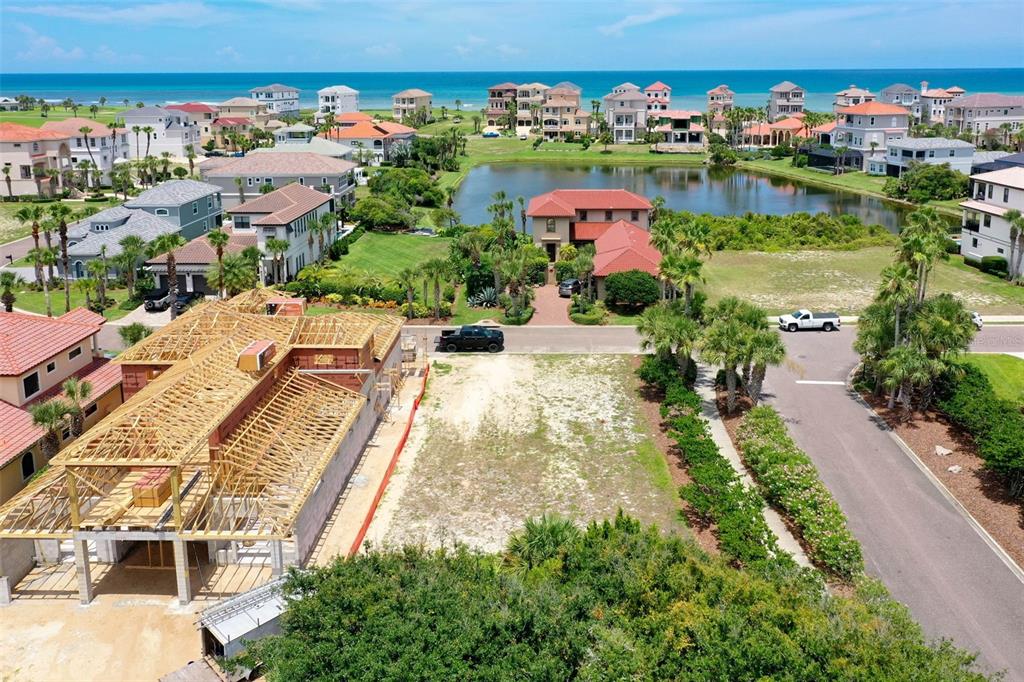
left=199, top=151, right=357, bottom=208
left=526, top=188, right=652, bottom=261
left=333, top=121, right=415, bottom=164
left=316, top=85, right=359, bottom=121
left=944, top=94, right=1024, bottom=145
left=920, top=81, right=965, bottom=123
left=644, top=82, right=672, bottom=111
left=603, top=84, right=649, bottom=143
left=706, top=84, right=734, bottom=114
left=0, top=308, right=123, bottom=504
left=249, top=84, right=300, bottom=116
left=217, top=97, right=271, bottom=128
left=960, top=167, right=1024, bottom=277
left=767, top=81, right=805, bottom=120
left=832, top=101, right=910, bottom=173
left=145, top=227, right=256, bottom=295
left=654, top=110, right=705, bottom=146
left=486, top=82, right=519, bottom=128
left=121, top=106, right=202, bottom=158
left=228, top=183, right=337, bottom=282
left=0, top=122, right=72, bottom=197
left=833, top=85, right=876, bottom=112
left=515, top=83, right=550, bottom=129
left=391, top=89, right=432, bottom=123
left=166, top=102, right=220, bottom=145
left=40, top=117, right=130, bottom=187
left=884, top=138, right=975, bottom=177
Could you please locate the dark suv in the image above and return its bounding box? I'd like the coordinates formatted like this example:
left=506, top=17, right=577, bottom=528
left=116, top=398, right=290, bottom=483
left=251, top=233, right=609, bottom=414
left=172, top=291, right=204, bottom=314
left=558, top=279, right=581, bottom=297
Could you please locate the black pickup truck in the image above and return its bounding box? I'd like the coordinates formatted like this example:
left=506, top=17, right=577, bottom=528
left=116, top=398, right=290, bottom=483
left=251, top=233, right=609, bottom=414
left=435, top=325, right=505, bottom=352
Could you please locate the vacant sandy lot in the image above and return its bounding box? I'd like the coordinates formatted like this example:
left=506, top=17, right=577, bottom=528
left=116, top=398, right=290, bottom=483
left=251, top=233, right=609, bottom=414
left=365, top=354, right=685, bottom=552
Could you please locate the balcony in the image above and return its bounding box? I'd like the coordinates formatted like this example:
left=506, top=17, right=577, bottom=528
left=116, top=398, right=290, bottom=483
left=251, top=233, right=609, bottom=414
left=964, top=219, right=980, bottom=232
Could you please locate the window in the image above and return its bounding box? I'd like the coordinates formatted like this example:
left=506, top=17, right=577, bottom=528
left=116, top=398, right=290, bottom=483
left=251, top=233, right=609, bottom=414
left=22, top=372, right=40, bottom=398
left=604, top=210, right=613, bottom=220
left=1003, top=188, right=1010, bottom=203
left=192, top=201, right=199, bottom=214
left=321, top=177, right=328, bottom=186
left=949, top=149, right=955, bottom=157
left=631, top=210, right=639, bottom=221
left=154, top=208, right=169, bottom=216
left=928, top=150, right=935, bottom=158
left=983, top=214, right=992, bottom=228
left=21, top=453, right=35, bottom=480
left=208, top=197, right=213, bottom=209
left=997, top=247, right=1004, bottom=254
left=20, top=165, right=31, bottom=179
left=46, top=361, right=56, bottom=374
left=85, top=404, right=97, bottom=417
left=972, top=238, right=978, bottom=247
left=298, top=177, right=304, bottom=185
left=579, top=210, right=588, bottom=221
left=987, top=184, right=993, bottom=199
left=69, top=346, right=82, bottom=360
left=545, top=218, right=556, bottom=233
left=61, top=429, right=70, bottom=441
left=247, top=177, right=254, bottom=187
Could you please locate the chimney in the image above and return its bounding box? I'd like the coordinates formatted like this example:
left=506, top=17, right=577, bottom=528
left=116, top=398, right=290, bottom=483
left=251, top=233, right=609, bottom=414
left=920, top=81, right=928, bottom=95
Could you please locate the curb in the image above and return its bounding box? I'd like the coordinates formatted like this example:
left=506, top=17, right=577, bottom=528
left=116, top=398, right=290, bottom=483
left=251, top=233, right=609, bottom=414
left=347, top=364, right=430, bottom=557
left=845, top=366, right=1024, bottom=586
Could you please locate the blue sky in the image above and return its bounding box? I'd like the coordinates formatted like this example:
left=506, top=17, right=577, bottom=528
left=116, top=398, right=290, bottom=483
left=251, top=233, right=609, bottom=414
left=1, top=0, right=1022, bottom=73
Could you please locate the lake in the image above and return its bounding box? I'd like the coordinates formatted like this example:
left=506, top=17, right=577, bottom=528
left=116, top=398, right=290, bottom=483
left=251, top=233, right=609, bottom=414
left=452, top=163, right=917, bottom=232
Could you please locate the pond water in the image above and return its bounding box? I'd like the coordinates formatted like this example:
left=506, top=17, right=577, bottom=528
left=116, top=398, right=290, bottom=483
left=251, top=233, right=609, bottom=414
left=453, top=163, right=919, bottom=233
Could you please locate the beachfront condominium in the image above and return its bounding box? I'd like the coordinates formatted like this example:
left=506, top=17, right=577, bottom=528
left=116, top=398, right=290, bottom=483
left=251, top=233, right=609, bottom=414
left=392, top=89, right=432, bottom=123
left=944, top=94, right=1024, bottom=145
left=706, top=85, right=734, bottom=114
left=317, top=85, right=360, bottom=121
left=833, top=85, right=876, bottom=112
left=539, top=88, right=591, bottom=141
left=603, top=83, right=649, bottom=143
left=516, top=83, right=550, bottom=128
left=644, top=82, right=672, bottom=111
left=832, top=101, right=910, bottom=174
left=40, top=117, right=131, bottom=186
left=960, top=167, right=1024, bottom=278
left=249, top=84, right=300, bottom=115
left=486, top=82, right=519, bottom=128
left=767, top=81, right=805, bottom=120
left=119, top=106, right=202, bottom=159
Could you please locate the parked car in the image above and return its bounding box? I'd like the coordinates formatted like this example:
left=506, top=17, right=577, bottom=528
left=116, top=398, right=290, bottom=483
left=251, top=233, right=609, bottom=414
left=143, top=289, right=172, bottom=312
left=435, top=325, right=504, bottom=352
left=482, top=131, right=500, bottom=138
left=558, top=279, right=581, bottom=297
left=518, top=133, right=528, bottom=140
left=971, top=311, right=984, bottom=330
left=778, top=309, right=840, bottom=332
left=172, top=291, right=204, bottom=314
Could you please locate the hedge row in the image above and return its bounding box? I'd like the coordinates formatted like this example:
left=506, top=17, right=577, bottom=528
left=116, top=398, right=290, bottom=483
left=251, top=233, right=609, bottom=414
left=638, top=356, right=785, bottom=569
left=736, top=406, right=864, bottom=579
left=938, top=364, right=1024, bottom=498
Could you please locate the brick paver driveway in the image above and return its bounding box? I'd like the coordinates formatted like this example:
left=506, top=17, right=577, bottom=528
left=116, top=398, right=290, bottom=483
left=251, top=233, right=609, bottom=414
left=529, top=284, right=571, bottom=325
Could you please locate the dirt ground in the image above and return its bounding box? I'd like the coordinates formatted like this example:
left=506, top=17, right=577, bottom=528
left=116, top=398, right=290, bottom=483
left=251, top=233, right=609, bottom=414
left=365, top=354, right=687, bottom=552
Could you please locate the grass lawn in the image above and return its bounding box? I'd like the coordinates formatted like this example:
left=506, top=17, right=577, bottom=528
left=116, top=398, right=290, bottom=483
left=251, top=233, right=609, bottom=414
left=12, top=285, right=134, bottom=321
left=0, top=107, right=130, bottom=127
left=702, top=248, right=1024, bottom=314
left=328, top=232, right=451, bottom=280
left=1, top=198, right=121, bottom=244
left=366, top=354, right=686, bottom=551
left=450, top=288, right=501, bottom=325
left=964, top=354, right=1024, bottom=406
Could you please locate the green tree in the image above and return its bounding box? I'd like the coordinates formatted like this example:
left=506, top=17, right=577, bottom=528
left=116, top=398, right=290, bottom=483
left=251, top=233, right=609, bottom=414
left=62, top=377, right=93, bottom=437
left=603, top=270, right=659, bottom=309
left=119, top=322, right=152, bottom=347
left=421, top=257, right=451, bottom=320
left=396, top=266, right=419, bottom=320
left=899, top=207, right=949, bottom=303
left=27, top=246, right=58, bottom=316
left=148, top=233, right=187, bottom=319
left=701, top=317, right=748, bottom=413
left=206, top=229, right=231, bottom=297
left=14, top=204, right=46, bottom=284
left=0, top=271, right=25, bottom=313
left=1002, top=208, right=1024, bottom=282
left=877, top=262, right=917, bottom=346
left=745, top=329, right=786, bottom=405
left=1, top=165, right=12, bottom=198
left=29, top=399, right=70, bottom=461
left=142, top=126, right=155, bottom=157
left=206, top=253, right=257, bottom=297
left=266, top=238, right=290, bottom=284
left=637, top=301, right=701, bottom=375
left=184, top=144, right=196, bottom=177
left=660, top=252, right=704, bottom=315
left=78, top=126, right=97, bottom=189
left=116, top=234, right=146, bottom=295
left=47, top=202, right=75, bottom=313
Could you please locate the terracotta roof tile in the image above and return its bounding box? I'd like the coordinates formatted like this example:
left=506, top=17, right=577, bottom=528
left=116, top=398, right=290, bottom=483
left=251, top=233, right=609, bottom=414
left=0, top=309, right=103, bottom=376
left=212, top=117, right=253, bottom=126
left=838, top=101, right=912, bottom=115
left=0, top=122, right=71, bottom=143
left=199, top=152, right=356, bottom=177
left=0, top=400, right=42, bottom=468
left=526, top=189, right=651, bottom=217
left=644, top=81, right=671, bottom=91
left=229, top=183, right=333, bottom=225
left=593, top=221, right=661, bottom=277
left=145, top=228, right=257, bottom=266
left=166, top=102, right=220, bottom=114
left=40, top=118, right=115, bottom=137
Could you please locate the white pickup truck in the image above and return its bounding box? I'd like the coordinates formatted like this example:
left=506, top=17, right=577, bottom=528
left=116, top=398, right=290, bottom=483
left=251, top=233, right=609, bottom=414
left=778, top=309, right=840, bottom=332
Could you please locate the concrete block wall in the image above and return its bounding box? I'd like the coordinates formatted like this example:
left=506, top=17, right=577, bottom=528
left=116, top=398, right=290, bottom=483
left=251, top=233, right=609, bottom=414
left=0, top=539, right=36, bottom=605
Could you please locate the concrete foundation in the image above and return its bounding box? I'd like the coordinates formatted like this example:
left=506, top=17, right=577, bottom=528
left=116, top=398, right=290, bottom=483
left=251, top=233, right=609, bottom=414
left=73, top=539, right=93, bottom=605
left=0, top=538, right=36, bottom=605
left=172, top=539, right=191, bottom=605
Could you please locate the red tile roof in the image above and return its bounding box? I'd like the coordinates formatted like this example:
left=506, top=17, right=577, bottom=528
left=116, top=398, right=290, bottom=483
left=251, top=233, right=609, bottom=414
left=645, top=81, right=671, bottom=91
left=526, top=189, right=652, bottom=217
left=0, top=309, right=104, bottom=376
left=145, top=228, right=257, bottom=266
left=488, top=82, right=519, bottom=90
left=0, top=122, right=71, bottom=143
left=230, top=183, right=333, bottom=226
left=332, top=121, right=396, bottom=139
left=337, top=112, right=373, bottom=123
left=167, top=102, right=220, bottom=114
left=837, top=101, right=910, bottom=115
left=593, top=221, right=661, bottom=277
left=770, top=117, right=809, bottom=131
left=376, top=121, right=416, bottom=135
left=212, top=117, right=253, bottom=126
left=0, top=399, right=41, bottom=468
left=811, top=120, right=837, bottom=134
left=572, top=222, right=617, bottom=241
left=660, top=109, right=702, bottom=119
left=41, top=118, right=115, bottom=137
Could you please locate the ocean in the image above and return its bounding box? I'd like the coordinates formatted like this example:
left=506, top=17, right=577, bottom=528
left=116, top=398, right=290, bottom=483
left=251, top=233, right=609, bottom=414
left=2, top=69, right=1022, bottom=112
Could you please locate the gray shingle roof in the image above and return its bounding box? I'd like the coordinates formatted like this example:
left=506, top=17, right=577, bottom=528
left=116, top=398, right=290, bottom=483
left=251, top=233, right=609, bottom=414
left=891, top=137, right=975, bottom=150
left=68, top=205, right=134, bottom=239
left=771, top=81, right=801, bottom=92
left=124, top=106, right=170, bottom=117
left=126, top=179, right=221, bottom=208
left=250, top=84, right=299, bottom=93
left=67, top=211, right=179, bottom=258
left=249, top=137, right=354, bottom=158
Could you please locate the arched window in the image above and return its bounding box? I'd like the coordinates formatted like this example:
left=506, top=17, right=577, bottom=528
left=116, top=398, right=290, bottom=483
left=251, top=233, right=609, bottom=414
left=74, top=261, right=85, bottom=278
left=21, top=452, right=35, bottom=480
left=545, top=219, right=556, bottom=233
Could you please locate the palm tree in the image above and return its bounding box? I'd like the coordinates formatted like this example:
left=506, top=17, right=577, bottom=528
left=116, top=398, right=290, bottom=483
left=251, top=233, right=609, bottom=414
left=87, top=259, right=109, bottom=308
left=1002, top=208, right=1024, bottom=282
left=142, top=126, right=155, bottom=157
left=396, top=266, right=419, bottom=320
left=78, top=126, right=97, bottom=189
left=14, top=204, right=46, bottom=283
left=745, top=329, right=786, bottom=405
left=572, top=244, right=595, bottom=300
left=206, top=229, right=230, bottom=297
left=0, top=271, right=25, bottom=312
left=880, top=345, right=934, bottom=413
left=117, top=234, right=146, bottom=294
left=1, top=166, right=12, bottom=198
left=27, top=246, right=57, bottom=316
left=877, top=262, right=916, bottom=346
left=266, top=238, right=290, bottom=284
left=637, top=302, right=700, bottom=375
left=148, top=233, right=186, bottom=319
left=833, top=145, right=849, bottom=174
left=48, top=203, right=74, bottom=313
left=899, top=207, right=949, bottom=303
left=701, top=318, right=748, bottom=413
left=313, top=212, right=334, bottom=262
left=131, top=125, right=142, bottom=159
left=29, top=399, right=70, bottom=461
left=184, top=144, right=196, bottom=177
left=62, top=377, right=93, bottom=437
left=421, top=258, right=450, bottom=320
left=660, top=252, right=704, bottom=315
left=516, top=195, right=527, bottom=233
left=206, top=253, right=256, bottom=297
left=234, top=177, right=245, bottom=206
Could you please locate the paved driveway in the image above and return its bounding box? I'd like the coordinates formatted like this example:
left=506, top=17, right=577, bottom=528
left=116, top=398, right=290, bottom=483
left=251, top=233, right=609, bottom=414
left=528, top=284, right=572, bottom=325
left=766, top=327, right=1024, bottom=677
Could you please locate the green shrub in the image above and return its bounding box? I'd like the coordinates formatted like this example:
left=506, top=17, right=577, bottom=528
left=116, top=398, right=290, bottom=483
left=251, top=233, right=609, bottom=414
left=554, top=260, right=576, bottom=282
left=603, top=269, right=660, bottom=309
left=882, top=162, right=969, bottom=203
left=737, top=406, right=864, bottom=579
left=502, top=306, right=534, bottom=325
left=979, top=256, right=1009, bottom=276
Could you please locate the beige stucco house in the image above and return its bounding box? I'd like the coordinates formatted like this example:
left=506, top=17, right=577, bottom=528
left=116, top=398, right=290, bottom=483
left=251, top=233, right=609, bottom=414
left=0, top=123, right=72, bottom=197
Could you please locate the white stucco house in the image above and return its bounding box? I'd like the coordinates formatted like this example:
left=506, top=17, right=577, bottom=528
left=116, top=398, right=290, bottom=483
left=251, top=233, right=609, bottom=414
left=249, top=84, right=300, bottom=116
left=121, top=106, right=202, bottom=159
left=884, top=138, right=975, bottom=177
left=960, top=167, right=1024, bottom=277
left=317, top=85, right=359, bottom=121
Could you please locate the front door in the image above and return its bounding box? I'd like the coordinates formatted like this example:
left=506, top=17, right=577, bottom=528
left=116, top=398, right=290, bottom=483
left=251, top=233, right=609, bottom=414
left=545, top=243, right=557, bottom=262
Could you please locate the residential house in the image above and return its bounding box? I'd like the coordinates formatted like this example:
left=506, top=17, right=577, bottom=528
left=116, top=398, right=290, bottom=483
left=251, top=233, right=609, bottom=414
left=217, top=98, right=271, bottom=128
left=199, top=152, right=357, bottom=208
left=250, top=123, right=354, bottom=160
left=62, top=179, right=223, bottom=277
left=603, top=84, right=649, bottom=143
left=145, top=227, right=256, bottom=294
left=767, top=81, right=805, bottom=120
left=810, top=120, right=837, bottom=145
left=0, top=122, right=72, bottom=197
left=880, top=83, right=922, bottom=119
left=228, top=183, right=337, bottom=282
left=166, top=102, right=219, bottom=145
left=653, top=110, right=705, bottom=146
left=249, top=84, right=300, bottom=115
left=971, top=150, right=1024, bottom=175
left=592, top=220, right=662, bottom=299
left=486, top=82, right=519, bottom=128
left=526, top=188, right=652, bottom=261
left=40, top=118, right=131, bottom=186
left=833, top=85, right=876, bottom=112
left=830, top=101, right=910, bottom=173
left=334, top=112, right=374, bottom=128
left=121, top=106, right=201, bottom=158
left=316, top=85, right=359, bottom=121
left=539, top=88, right=591, bottom=141
left=0, top=308, right=122, bottom=504
left=0, top=97, right=19, bottom=112
left=884, top=138, right=975, bottom=177
left=706, top=85, right=734, bottom=114
left=644, top=82, right=672, bottom=111
left=944, top=94, right=1024, bottom=145
left=331, top=121, right=415, bottom=164
left=211, top=117, right=255, bottom=150
left=392, top=89, right=432, bottom=123
left=960, top=167, right=1024, bottom=277
left=515, top=83, right=550, bottom=128
left=742, top=116, right=809, bottom=148
left=920, top=81, right=964, bottom=123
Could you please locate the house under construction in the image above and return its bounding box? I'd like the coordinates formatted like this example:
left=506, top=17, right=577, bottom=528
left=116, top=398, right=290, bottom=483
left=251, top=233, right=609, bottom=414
left=0, top=289, right=405, bottom=605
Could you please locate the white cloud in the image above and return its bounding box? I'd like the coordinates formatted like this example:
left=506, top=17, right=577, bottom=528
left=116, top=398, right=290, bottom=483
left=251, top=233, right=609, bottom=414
left=453, top=34, right=487, bottom=58
left=598, top=4, right=682, bottom=37
left=365, top=42, right=400, bottom=58
left=215, top=45, right=242, bottom=63
left=6, top=2, right=226, bottom=27
left=495, top=44, right=523, bottom=58
left=15, top=24, right=84, bottom=61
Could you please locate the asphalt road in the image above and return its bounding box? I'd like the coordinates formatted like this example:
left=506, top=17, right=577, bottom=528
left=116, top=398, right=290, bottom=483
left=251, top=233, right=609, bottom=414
left=765, top=327, right=1024, bottom=678
left=0, top=235, right=33, bottom=264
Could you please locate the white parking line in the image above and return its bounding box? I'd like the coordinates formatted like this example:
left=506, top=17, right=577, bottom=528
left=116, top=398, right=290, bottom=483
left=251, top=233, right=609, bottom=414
left=795, top=380, right=847, bottom=385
